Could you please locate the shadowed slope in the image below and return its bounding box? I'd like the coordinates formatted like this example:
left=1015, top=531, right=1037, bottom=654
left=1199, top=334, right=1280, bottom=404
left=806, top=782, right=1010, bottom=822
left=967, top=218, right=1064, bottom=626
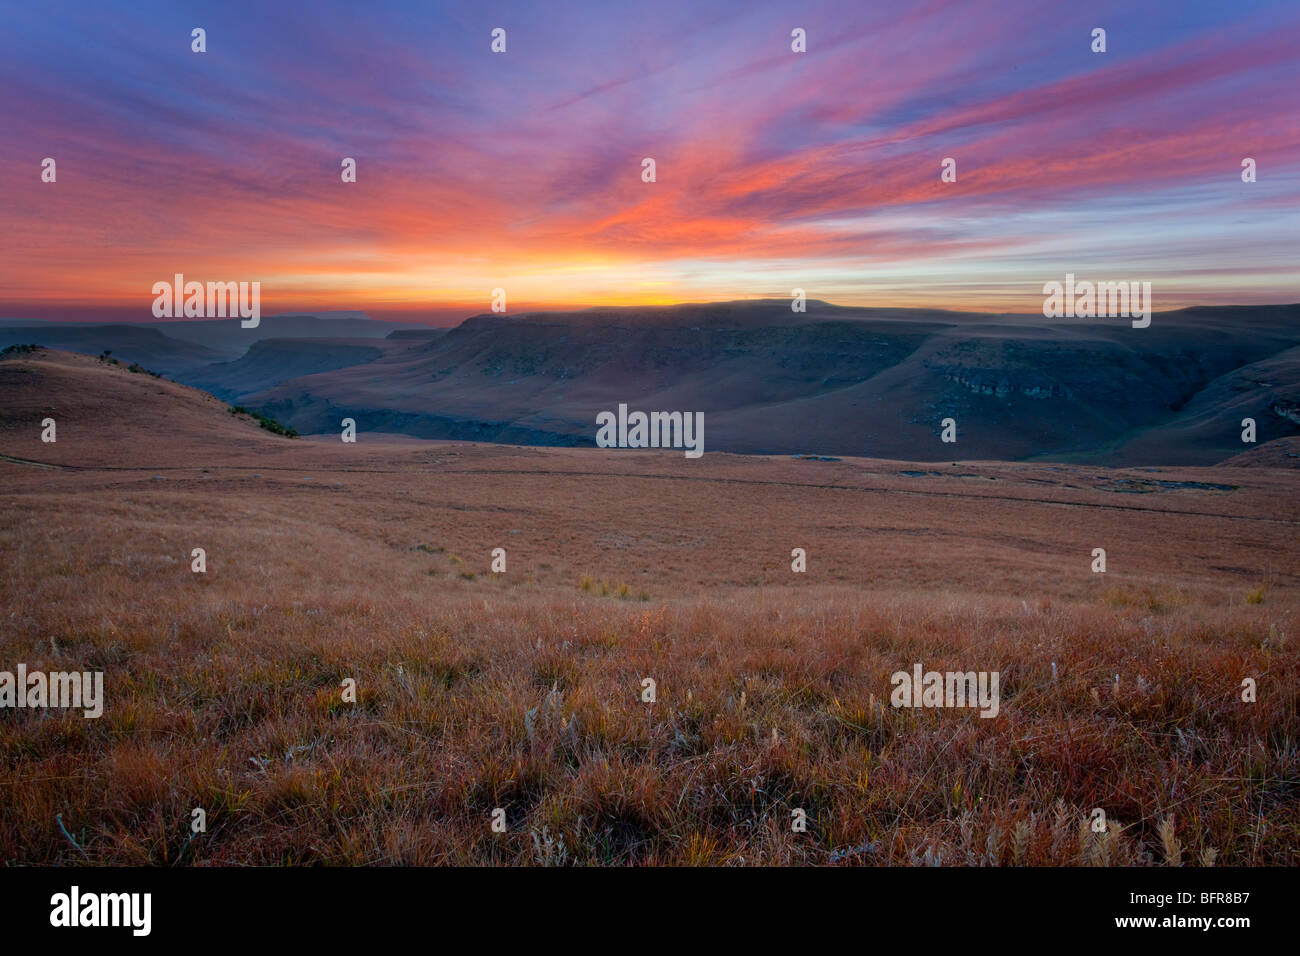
left=184, top=338, right=396, bottom=402
left=228, top=301, right=1300, bottom=464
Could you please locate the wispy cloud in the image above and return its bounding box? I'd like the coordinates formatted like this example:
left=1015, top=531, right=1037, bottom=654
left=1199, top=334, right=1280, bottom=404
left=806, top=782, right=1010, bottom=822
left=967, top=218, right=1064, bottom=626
left=0, top=0, right=1296, bottom=319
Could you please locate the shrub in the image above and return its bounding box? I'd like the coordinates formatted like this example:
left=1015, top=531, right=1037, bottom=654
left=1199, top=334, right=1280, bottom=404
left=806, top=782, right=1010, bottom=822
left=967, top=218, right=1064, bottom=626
left=227, top=404, right=298, bottom=438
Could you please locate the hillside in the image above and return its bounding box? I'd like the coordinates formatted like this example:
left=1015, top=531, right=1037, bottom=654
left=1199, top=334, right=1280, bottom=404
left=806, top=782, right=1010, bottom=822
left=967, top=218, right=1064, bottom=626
left=8, top=302, right=1298, bottom=466
left=223, top=301, right=1300, bottom=465
left=0, top=348, right=303, bottom=468
left=2, top=341, right=1297, bottom=866
left=0, top=324, right=225, bottom=375
left=183, top=337, right=397, bottom=402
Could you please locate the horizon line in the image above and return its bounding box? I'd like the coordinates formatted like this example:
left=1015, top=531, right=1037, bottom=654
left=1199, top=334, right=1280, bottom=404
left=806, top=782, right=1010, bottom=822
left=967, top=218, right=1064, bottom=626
left=3, top=296, right=1299, bottom=328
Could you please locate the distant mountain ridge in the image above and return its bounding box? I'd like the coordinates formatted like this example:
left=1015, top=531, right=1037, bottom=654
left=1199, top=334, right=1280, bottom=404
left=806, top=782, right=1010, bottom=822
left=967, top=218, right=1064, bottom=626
left=0, top=313, right=417, bottom=363
left=147, top=313, right=408, bottom=353
left=4, top=301, right=1298, bottom=465
left=235, top=300, right=1300, bottom=465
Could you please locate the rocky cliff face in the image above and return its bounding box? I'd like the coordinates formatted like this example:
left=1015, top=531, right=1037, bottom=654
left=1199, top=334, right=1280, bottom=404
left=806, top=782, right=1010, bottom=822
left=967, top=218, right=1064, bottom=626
left=931, top=365, right=1074, bottom=400
left=1273, top=399, right=1300, bottom=426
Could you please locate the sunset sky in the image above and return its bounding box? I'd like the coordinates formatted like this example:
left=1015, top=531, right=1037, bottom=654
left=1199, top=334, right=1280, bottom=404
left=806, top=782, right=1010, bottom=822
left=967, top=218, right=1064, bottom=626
left=2, top=0, right=1297, bottom=323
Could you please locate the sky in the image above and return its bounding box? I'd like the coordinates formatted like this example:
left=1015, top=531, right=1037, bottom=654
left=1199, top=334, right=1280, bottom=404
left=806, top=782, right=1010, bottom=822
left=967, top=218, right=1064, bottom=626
left=1, top=0, right=1297, bottom=323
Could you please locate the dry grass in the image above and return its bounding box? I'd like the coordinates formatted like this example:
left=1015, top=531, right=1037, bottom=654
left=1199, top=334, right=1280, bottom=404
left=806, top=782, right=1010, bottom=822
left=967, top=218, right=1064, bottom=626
left=0, top=350, right=1297, bottom=865
left=2, top=480, right=1295, bottom=866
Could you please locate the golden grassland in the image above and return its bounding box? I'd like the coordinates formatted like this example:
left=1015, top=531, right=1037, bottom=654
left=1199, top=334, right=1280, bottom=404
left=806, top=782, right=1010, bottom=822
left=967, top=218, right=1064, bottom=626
left=0, top=350, right=1297, bottom=865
